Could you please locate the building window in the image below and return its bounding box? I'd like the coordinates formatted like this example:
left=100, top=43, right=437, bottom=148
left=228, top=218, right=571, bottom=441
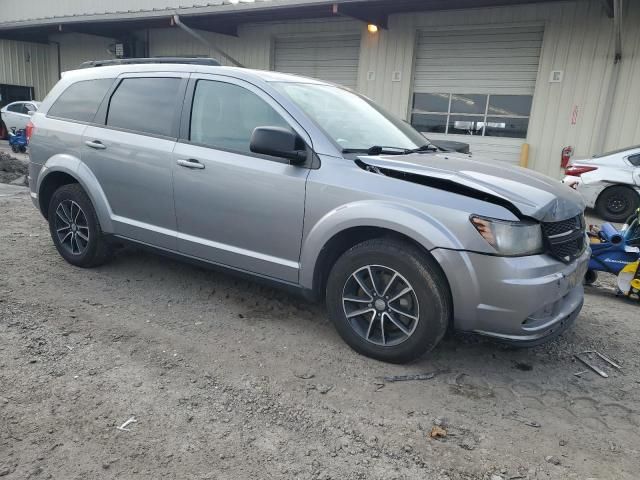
left=411, top=93, right=533, bottom=139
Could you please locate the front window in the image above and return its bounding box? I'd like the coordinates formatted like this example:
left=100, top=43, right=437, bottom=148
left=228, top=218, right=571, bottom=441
left=272, top=82, right=428, bottom=152
left=190, top=80, right=290, bottom=154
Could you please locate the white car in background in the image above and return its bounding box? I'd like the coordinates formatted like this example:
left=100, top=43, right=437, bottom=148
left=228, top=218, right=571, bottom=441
left=564, top=146, right=640, bottom=222
left=1, top=101, right=41, bottom=132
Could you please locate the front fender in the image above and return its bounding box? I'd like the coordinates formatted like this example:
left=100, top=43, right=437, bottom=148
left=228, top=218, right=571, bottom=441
left=37, top=154, right=114, bottom=233
left=299, top=200, right=464, bottom=289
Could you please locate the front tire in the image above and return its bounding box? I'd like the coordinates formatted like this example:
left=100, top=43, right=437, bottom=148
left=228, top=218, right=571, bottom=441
left=596, top=186, right=639, bottom=222
left=47, top=183, right=112, bottom=268
left=326, top=239, right=451, bottom=363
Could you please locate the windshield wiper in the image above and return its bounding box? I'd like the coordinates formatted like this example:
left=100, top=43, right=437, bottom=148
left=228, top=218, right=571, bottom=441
left=342, top=146, right=412, bottom=155
left=342, top=144, right=438, bottom=156
left=407, top=144, right=439, bottom=153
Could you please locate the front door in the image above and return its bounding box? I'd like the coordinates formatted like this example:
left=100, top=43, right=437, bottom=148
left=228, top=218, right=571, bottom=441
left=172, top=76, right=310, bottom=283
left=82, top=74, right=187, bottom=250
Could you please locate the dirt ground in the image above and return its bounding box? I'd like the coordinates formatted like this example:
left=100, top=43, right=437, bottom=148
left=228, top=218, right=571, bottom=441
left=1, top=188, right=639, bottom=480
left=0, top=152, right=28, bottom=185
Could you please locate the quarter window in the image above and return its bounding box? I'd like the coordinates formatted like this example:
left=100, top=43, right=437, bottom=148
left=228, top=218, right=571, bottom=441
left=628, top=154, right=640, bottom=167
left=411, top=93, right=533, bottom=139
left=48, top=79, right=114, bottom=122
left=189, top=80, right=290, bottom=154
left=106, top=78, right=181, bottom=137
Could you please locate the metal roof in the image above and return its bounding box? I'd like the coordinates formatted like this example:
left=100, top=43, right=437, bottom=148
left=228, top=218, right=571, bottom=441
left=0, top=0, right=576, bottom=43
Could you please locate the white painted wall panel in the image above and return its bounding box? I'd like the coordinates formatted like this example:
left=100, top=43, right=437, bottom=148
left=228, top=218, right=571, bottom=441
left=0, top=39, right=55, bottom=100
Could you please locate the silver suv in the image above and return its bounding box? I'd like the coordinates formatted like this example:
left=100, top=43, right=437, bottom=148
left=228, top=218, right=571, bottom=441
left=27, top=60, right=589, bottom=363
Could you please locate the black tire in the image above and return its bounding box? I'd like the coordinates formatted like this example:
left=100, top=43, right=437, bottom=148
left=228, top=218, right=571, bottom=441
left=11, top=145, right=19, bottom=153
left=19, top=146, right=27, bottom=153
left=584, top=269, right=598, bottom=286
left=47, top=183, right=112, bottom=268
left=326, top=238, right=451, bottom=364
left=595, top=186, right=640, bottom=222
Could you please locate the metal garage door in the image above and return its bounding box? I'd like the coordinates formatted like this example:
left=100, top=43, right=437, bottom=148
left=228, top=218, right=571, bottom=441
left=410, top=26, right=544, bottom=164
left=274, top=34, right=361, bottom=90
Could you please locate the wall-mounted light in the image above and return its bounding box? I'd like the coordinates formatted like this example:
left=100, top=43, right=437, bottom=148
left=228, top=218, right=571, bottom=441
left=367, top=24, right=379, bottom=34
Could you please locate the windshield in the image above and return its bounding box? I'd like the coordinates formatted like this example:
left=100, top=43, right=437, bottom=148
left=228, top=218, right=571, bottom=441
left=272, top=82, right=429, bottom=152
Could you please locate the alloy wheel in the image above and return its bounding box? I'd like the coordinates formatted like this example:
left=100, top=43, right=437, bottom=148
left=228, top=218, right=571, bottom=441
left=54, top=199, right=90, bottom=255
left=342, top=265, right=420, bottom=346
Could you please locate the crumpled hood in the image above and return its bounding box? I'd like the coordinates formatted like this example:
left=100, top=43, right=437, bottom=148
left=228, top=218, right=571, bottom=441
left=359, top=152, right=585, bottom=222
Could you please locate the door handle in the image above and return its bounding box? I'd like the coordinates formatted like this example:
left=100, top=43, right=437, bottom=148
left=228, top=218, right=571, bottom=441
left=85, top=140, right=106, bottom=150
left=177, top=159, right=205, bottom=170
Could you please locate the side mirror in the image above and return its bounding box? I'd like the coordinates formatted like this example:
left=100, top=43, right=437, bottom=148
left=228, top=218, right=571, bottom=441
left=250, top=126, right=307, bottom=164
left=27, top=110, right=36, bottom=116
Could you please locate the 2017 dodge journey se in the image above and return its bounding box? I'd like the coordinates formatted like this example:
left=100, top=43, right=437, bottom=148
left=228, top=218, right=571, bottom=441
left=27, top=59, right=590, bottom=363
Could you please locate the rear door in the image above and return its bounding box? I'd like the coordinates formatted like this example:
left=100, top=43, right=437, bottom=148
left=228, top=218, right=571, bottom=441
left=82, top=73, right=188, bottom=250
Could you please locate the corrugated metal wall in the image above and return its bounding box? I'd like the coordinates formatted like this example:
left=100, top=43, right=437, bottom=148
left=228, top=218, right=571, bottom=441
left=0, top=39, right=55, bottom=100
left=148, top=17, right=360, bottom=69
left=50, top=33, right=117, bottom=73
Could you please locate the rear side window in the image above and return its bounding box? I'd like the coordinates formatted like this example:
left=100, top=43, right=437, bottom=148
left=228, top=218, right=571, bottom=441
left=48, top=79, right=113, bottom=122
left=628, top=154, right=640, bottom=167
left=106, top=77, right=181, bottom=137
left=7, top=103, right=24, bottom=113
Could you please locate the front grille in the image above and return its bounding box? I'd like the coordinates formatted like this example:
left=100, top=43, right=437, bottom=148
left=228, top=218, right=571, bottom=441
left=541, top=214, right=586, bottom=263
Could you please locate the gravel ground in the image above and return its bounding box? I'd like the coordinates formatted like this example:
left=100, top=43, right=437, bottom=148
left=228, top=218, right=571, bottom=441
left=1, top=189, right=639, bottom=480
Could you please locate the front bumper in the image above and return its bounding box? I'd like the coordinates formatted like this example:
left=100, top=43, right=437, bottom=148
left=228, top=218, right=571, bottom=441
left=432, top=246, right=590, bottom=344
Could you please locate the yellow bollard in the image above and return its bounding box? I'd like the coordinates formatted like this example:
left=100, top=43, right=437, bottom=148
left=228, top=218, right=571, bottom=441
left=519, top=143, right=530, bottom=168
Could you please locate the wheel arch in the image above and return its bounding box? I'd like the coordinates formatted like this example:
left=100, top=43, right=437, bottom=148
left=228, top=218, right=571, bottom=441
left=37, top=156, right=114, bottom=232
left=309, top=226, right=453, bottom=302
left=300, top=202, right=460, bottom=301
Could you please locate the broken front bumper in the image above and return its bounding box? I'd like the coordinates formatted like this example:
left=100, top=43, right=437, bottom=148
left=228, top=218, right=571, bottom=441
left=432, top=246, right=590, bottom=344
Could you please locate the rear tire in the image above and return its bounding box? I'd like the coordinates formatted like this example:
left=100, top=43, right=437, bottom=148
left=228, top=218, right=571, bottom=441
left=11, top=145, right=18, bottom=153
left=596, top=186, right=639, bottom=222
left=47, top=183, right=112, bottom=268
left=326, top=238, right=451, bottom=363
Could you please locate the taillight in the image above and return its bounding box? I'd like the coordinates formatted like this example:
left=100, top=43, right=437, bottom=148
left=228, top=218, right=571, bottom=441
left=565, top=165, right=598, bottom=177
left=26, top=121, right=35, bottom=142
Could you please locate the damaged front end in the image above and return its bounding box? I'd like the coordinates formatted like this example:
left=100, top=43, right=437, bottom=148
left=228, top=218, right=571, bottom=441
left=356, top=153, right=587, bottom=263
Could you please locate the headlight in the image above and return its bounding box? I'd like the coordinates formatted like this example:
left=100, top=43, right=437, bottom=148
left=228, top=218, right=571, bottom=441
left=470, top=215, right=543, bottom=256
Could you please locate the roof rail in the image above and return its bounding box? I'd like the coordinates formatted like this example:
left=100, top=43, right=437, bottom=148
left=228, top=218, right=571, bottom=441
left=78, top=57, right=221, bottom=69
